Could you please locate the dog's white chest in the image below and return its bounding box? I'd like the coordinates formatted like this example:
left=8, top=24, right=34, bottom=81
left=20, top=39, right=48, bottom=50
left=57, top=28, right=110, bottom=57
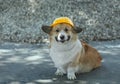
left=50, top=40, right=82, bottom=68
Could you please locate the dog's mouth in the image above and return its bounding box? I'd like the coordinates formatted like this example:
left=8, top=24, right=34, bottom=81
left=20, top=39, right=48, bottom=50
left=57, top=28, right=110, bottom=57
left=55, top=36, right=70, bottom=43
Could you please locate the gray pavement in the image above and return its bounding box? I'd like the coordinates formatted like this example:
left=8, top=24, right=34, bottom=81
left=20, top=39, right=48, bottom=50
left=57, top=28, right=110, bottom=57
left=0, top=40, right=120, bottom=84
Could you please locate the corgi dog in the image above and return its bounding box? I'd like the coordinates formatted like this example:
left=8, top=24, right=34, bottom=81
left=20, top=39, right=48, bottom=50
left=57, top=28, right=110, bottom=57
left=42, top=17, right=102, bottom=80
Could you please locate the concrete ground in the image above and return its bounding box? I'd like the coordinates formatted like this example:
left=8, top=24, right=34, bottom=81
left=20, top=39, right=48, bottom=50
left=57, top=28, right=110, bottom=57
left=0, top=40, right=120, bottom=84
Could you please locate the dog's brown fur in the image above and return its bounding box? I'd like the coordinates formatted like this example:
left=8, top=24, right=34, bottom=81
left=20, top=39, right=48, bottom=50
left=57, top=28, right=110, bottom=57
left=65, top=40, right=102, bottom=73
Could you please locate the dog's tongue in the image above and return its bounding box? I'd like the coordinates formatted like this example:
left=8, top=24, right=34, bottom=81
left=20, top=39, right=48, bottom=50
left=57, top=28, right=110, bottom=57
left=60, top=40, right=65, bottom=43
left=58, top=40, right=65, bottom=43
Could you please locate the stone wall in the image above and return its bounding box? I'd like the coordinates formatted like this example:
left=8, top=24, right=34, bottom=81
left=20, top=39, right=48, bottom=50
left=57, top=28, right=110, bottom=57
left=0, top=0, right=120, bottom=43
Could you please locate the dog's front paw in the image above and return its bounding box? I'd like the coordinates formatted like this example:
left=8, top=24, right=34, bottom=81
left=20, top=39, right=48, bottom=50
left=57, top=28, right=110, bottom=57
left=67, top=73, right=76, bottom=80
left=55, top=69, right=64, bottom=76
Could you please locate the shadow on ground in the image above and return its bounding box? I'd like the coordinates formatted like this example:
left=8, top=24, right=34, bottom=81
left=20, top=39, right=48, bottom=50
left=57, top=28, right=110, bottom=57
left=0, top=40, right=120, bottom=84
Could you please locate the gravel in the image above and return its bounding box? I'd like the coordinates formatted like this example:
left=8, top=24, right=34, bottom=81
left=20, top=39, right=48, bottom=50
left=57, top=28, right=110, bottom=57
left=0, top=0, right=120, bottom=43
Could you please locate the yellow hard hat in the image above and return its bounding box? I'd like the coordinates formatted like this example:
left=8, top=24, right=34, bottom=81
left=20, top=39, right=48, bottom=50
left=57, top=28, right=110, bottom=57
left=51, top=17, right=74, bottom=27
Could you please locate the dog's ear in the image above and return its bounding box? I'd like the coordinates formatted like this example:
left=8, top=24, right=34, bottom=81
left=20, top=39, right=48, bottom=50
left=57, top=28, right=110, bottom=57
left=73, top=26, right=82, bottom=33
left=41, top=25, right=52, bottom=34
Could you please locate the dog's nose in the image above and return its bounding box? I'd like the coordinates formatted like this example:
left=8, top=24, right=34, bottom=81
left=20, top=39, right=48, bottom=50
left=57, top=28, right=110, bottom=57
left=60, top=35, right=65, bottom=40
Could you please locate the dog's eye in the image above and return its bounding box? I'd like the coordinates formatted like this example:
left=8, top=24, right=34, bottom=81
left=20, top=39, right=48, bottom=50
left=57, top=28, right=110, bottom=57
left=64, top=28, right=68, bottom=32
left=56, top=29, right=59, bottom=32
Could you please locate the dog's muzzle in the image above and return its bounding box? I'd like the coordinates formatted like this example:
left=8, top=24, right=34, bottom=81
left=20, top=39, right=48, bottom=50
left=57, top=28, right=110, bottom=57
left=55, top=35, right=70, bottom=43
